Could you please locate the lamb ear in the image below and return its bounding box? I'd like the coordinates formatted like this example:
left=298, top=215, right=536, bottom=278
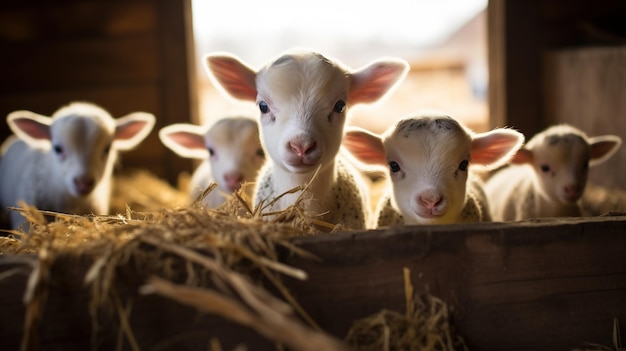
left=589, top=135, right=622, bottom=166
left=510, top=148, right=534, bottom=165
left=7, top=110, right=52, bottom=146
left=113, top=112, right=156, bottom=151
left=470, top=129, right=525, bottom=169
left=159, top=124, right=208, bottom=159
left=348, top=59, right=409, bottom=104
left=204, top=53, right=258, bottom=102
left=343, top=128, right=387, bottom=166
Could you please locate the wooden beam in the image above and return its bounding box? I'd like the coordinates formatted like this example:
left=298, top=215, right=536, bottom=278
left=0, top=216, right=624, bottom=350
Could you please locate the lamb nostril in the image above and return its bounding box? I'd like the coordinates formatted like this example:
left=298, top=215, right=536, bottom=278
left=419, top=194, right=443, bottom=208
left=289, top=141, right=317, bottom=157
left=224, top=172, right=244, bottom=188
left=564, top=184, right=580, bottom=196
left=74, top=177, right=95, bottom=192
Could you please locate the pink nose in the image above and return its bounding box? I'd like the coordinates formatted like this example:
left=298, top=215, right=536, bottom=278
left=224, top=172, right=244, bottom=191
left=74, top=176, right=95, bottom=195
left=564, top=184, right=581, bottom=198
left=288, top=140, right=317, bottom=157
left=418, top=192, right=443, bottom=209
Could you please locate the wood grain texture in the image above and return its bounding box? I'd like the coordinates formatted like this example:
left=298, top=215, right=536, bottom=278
left=0, top=0, right=194, bottom=184
left=0, top=216, right=624, bottom=350
left=543, top=47, right=626, bottom=190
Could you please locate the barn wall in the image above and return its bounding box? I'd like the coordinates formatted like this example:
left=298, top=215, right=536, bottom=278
left=488, top=0, right=626, bottom=189
left=0, top=0, right=196, bottom=184
left=544, top=47, right=626, bottom=189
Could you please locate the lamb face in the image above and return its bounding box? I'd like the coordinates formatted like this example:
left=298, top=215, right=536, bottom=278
left=344, top=112, right=524, bottom=226
left=0, top=101, right=155, bottom=230
left=204, top=50, right=409, bottom=229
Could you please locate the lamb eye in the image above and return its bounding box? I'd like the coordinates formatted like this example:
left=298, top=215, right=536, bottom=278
left=540, top=164, right=550, bottom=173
left=333, top=100, right=346, bottom=114
left=389, top=161, right=401, bottom=173
left=458, top=160, right=469, bottom=171
left=259, top=101, right=269, bottom=114
left=256, top=148, right=265, bottom=158
left=208, top=147, right=215, bottom=156
left=103, top=144, right=111, bottom=155
left=53, top=144, right=63, bottom=155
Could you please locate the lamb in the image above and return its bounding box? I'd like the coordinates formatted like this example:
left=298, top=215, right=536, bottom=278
left=0, top=101, right=155, bottom=230
left=159, top=116, right=265, bottom=208
left=204, top=50, right=409, bottom=230
left=484, top=124, right=622, bottom=221
left=343, top=112, right=524, bottom=227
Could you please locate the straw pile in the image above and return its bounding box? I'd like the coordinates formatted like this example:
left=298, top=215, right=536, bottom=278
left=345, top=268, right=468, bottom=351
left=0, top=179, right=352, bottom=351
left=0, top=169, right=465, bottom=351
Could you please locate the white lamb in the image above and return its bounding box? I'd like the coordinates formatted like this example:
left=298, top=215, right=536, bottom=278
left=485, top=124, right=622, bottom=221
left=343, top=112, right=524, bottom=227
left=159, top=116, right=265, bottom=208
left=0, top=101, right=155, bottom=230
left=204, top=50, right=409, bottom=230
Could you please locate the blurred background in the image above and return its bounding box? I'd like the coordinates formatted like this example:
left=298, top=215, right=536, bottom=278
left=0, top=0, right=624, bottom=190
left=191, top=0, right=488, bottom=134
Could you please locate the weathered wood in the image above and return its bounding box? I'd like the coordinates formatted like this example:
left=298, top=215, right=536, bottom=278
left=543, top=46, right=626, bottom=190
left=0, top=216, right=625, bottom=350
left=0, top=0, right=194, bottom=184
left=290, top=217, right=626, bottom=351
left=488, top=0, right=626, bottom=141
left=488, top=0, right=544, bottom=136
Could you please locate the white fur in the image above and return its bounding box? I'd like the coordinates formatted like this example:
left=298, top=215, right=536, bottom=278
left=344, top=111, right=524, bottom=227
left=485, top=124, right=622, bottom=221
left=205, top=50, right=409, bottom=229
left=0, top=101, right=155, bottom=230
left=159, top=117, right=265, bottom=208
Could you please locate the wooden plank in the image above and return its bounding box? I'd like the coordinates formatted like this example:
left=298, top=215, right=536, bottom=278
left=288, top=218, right=626, bottom=350
left=488, top=0, right=544, bottom=137
left=488, top=0, right=626, bottom=141
left=0, top=1, right=156, bottom=40
left=153, top=0, right=196, bottom=184
left=543, top=46, right=626, bottom=190
left=0, top=36, right=159, bottom=92
left=0, top=216, right=624, bottom=350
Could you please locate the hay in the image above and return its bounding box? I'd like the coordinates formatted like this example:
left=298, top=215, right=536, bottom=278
left=110, top=168, right=189, bottom=214
left=0, top=180, right=348, bottom=351
left=345, top=267, right=467, bottom=351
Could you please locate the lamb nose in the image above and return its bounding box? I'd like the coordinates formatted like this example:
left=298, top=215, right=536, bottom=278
left=74, top=176, right=95, bottom=192
left=419, top=193, right=443, bottom=208
left=224, top=172, right=244, bottom=189
left=289, top=141, right=317, bottom=157
left=564, top=184, right=580, bottom=196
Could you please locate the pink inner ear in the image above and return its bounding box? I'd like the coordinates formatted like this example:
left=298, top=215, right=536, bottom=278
left=207, top=56, right=258, bottom=101
left=349, top=61, right=408, bottom=104
left=470, top=131, right=524, bottom=166
left=12, top=118, right=51, bottom=140
left=115, top=120, right=149, bottom=141
left=343, top=131, right=387, bottom=166
left=166, top=132, right=206, bottom=150
left=511, top=148, right=534, bottom=164
left=590, top=140, right=619, bottom=160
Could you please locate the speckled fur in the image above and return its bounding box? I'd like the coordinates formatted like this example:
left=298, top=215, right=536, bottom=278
left=254, top=156, right=369, bottom=230
left=376, top=177, right=490, bottom=227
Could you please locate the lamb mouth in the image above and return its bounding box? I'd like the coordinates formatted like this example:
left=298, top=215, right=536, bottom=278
left=415, top=208, right=445, bottom=218
left=284, top=158, right=321, bottom=172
